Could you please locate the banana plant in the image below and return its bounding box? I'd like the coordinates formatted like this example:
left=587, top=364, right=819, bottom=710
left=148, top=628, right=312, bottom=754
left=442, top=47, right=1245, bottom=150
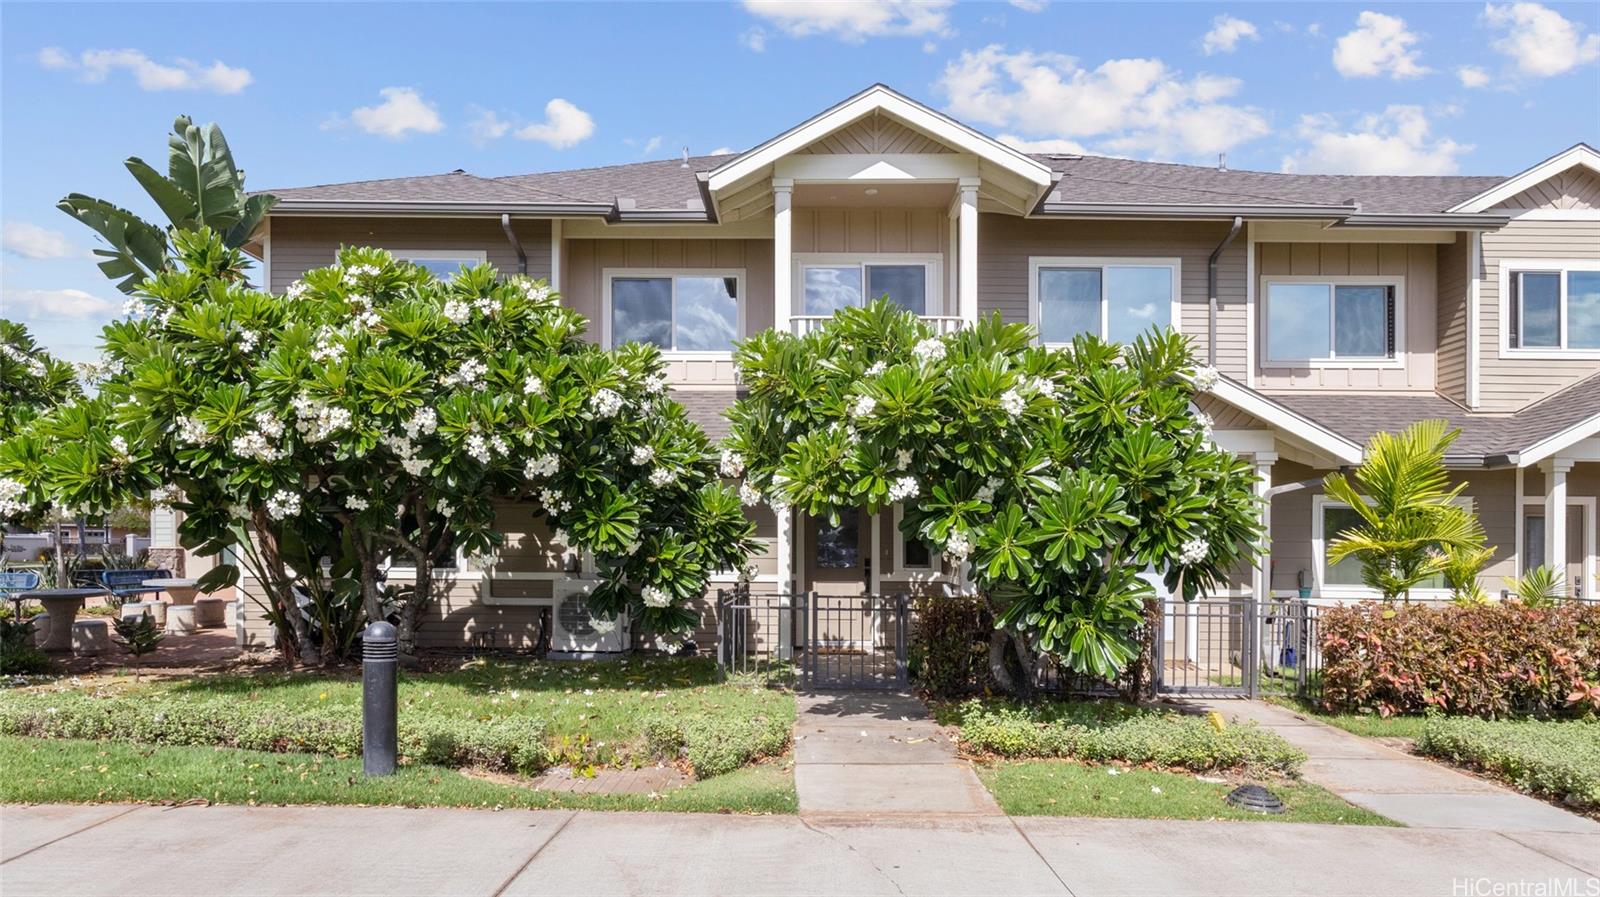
left=57, top=116, right=276, bottom=292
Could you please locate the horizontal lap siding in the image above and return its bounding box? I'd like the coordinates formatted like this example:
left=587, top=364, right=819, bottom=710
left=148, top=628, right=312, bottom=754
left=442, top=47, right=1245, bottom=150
left=977, top=216, right=1249, bottom=379
left=268, top=217, right=551, bottom=293
left=1436, top=234, right=1470, bottom=404
left=1478, top=220, right=1600, bottom=411
left=1256, top=242, right=1437, bottom=391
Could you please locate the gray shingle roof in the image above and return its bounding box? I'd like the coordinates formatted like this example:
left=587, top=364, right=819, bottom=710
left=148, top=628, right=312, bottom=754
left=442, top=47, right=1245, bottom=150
left=1267, top=371, right=1600, bottom=464
left=1038, top=155, right=1505, bottom=215
left=670, top=389, right=738, bottom=441
left=497, top=155, right=736, bottom=210
left=263, top=170, right=579, bottom=205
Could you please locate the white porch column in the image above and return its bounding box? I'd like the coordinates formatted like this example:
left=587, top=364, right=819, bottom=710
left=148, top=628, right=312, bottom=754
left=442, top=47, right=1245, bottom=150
left=775, top=507, right=794, bottom=594
left=549, top=219, right=562, bottom=292
left=1543, top=458, right=1573, bottom=579
left=957, top=176, right=980, bottom=326
left=772, top=178, right=794, bottom=334
left=1253, top=452, right=1277, bottom=603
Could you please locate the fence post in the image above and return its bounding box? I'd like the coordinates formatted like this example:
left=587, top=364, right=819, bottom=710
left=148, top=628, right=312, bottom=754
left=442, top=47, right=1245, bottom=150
left=777, top=588, right=793, bottom=662
left=1147, top=602, right=1162, bottom=701
left=714, top=589, right=726, bottom=680
left=1245, top=597, right=1260, bottom=699
left=895, top=593, right=909, bottom=689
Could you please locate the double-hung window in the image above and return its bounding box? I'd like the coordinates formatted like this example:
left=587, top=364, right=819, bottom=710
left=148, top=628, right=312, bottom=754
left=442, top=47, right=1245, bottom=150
left=1263, top=276, right=1400, bottom=365
left=604, top=270, right=742, bottom=353
left=392, top=250, right=487, bottom=281
left=798, top=256, right=939, bottom=316
left=1315, top=497, right=1452, bottom=595
left=1505, top=261, right=1600, bottom=354
left=1029, top=258, right=1179, bottom=345
left=892, top=505, right=936, bottom=575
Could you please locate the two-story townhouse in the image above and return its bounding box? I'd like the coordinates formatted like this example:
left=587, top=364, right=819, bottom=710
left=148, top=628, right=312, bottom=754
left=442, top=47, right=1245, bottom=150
left=157, top=86, right=1600, bottom=654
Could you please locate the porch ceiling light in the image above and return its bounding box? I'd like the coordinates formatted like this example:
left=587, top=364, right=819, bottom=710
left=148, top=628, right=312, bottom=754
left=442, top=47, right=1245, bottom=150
left=864, top=188, right=879, bottom=196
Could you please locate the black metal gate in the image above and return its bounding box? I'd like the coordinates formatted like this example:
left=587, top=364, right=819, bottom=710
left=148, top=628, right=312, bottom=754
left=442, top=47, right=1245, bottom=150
left=803, top=592, right=909, bottom=690
left=1150, top=597, right=1323, bottom=700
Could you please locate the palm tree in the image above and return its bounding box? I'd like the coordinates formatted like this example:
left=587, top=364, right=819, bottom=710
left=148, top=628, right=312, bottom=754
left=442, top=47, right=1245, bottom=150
left=1323, top=420, right=1489, bottom=601
left=57, top=116, right=275, bottom=292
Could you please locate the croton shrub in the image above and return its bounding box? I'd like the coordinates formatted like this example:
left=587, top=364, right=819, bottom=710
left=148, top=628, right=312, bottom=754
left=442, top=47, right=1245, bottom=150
left=1319, top=601, right=1600, bottom=718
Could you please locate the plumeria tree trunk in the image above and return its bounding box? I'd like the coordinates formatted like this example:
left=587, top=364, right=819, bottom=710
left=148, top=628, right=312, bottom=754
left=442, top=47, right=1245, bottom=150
left=251, top=510, right=313, bottom=667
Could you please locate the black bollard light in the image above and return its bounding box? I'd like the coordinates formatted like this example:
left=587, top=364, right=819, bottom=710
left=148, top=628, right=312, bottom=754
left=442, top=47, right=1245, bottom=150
left=362, top=621, right=398, bottom=776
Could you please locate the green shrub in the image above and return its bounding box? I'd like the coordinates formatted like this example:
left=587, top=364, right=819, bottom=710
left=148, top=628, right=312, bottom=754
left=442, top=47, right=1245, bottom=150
left=0, top=692, right=550, bottom=775
left=1418, top=717, right=1599, bottom=808
left=0, top=618, right=52, bottom=675
left=948, top=699, right=1305, bottom=774
left=910, top=593, right=993, bottom=698
left=644, top=712, right=789, bottom=779
left=1319, top=602, right=1600, bottom=718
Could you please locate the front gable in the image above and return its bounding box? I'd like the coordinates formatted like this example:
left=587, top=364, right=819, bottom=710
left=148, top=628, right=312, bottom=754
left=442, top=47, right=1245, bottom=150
left=794, top=111, right=957, bottom=156
left=1489, top=164, right=1600, bottom=213
left=1450, top=143, right=1600, bottom=214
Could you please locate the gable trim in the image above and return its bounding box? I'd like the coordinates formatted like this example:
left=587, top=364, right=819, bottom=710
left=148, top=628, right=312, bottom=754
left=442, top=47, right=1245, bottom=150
left=1514, top=411, right=1600, bottom=468
left=1203, top=378, right=1365, bottom=465
left=706, top=85, right=1052, bottom=195
left=1447, top=143, right=1600, bottom=213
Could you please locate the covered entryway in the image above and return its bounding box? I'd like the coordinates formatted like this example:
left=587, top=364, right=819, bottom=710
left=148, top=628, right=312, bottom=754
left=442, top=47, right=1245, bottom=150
left=798, top=509, right=908, bottom=689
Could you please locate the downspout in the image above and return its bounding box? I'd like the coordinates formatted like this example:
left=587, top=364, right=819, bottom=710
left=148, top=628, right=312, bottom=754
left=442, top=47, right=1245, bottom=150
left=500, top=214, right=527, bottom=276
left=1207, top=217, right=1244, bottom=367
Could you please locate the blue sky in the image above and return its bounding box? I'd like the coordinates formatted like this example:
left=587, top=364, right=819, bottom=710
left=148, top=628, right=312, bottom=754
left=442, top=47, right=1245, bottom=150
left=3, top=0, right=1598, bottom=361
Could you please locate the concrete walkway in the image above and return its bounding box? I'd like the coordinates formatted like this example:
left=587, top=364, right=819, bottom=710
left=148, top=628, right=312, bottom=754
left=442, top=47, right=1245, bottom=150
left=792, top=691, right=999, bottom=816
left=4, top=802, right=1598, bottom=896
left=1189, top=699, right=1600, bottom=833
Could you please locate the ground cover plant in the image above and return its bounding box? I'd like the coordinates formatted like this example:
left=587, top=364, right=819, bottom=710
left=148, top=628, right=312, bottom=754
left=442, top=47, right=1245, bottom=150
left=1417, top=717, right=1599, bottom=810
left=0, top=656, right=793, bottom=779
left=0, top=736, right=795, bottom=814
left=939, top=698, right=1305, bottom=774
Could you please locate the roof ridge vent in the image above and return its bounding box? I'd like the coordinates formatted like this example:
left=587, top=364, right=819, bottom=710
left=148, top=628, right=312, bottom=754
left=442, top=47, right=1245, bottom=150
left=1217, top=153, right=1227, bottom=172
left=681, top=147, right=690, bottom=169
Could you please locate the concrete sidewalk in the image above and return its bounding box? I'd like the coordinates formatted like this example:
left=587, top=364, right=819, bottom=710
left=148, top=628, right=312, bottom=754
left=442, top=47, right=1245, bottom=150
left=792, top=691, right=999, bottom=815
left=1189, top=699, right=1600, bottom=834
left=3, top=802, right=1598, bottom=896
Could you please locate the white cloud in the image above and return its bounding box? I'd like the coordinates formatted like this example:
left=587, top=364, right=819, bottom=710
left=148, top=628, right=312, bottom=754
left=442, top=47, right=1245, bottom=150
left=1333, top=11, right=1429, bottom=79
left=3, top=222, right=80, bottom=260
left=742, top=0, right=953, bottom=42
left=37, top=47, right=252, bottom=93
left=1008, top=0, right=1047, bottom=11
left=1484, top=2, right=1600, bottom=77
left=937, top=46, right=1270, bottom=159
left=1202, top=15, right=1260, bottom=55
left=1282, top=105, right=1472, bottom=175
left=1456, top=65, right=1491, bottom=88
left=4, top=288, right=119, bottom=320
left=998, top=134, right=1089, bottom=155
left=470, top=99, right=595, bottom=149
left=708, top=146, right=737, bottom=156
left=348, top=87, right=444, bottom=139
left=740, top=27, right=767, bottom=52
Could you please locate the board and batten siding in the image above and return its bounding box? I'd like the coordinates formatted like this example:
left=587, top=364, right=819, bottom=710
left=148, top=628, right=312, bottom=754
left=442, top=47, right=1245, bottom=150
left=265, top=217, right=552, bottom=293
left=1435, top=233, right=1471, bottom=405
left=1256, top=242, right=1438, bottom=392
left=977, top=216, right=1249, bottom=379
left=1476, top=218, right=1600, bottom=411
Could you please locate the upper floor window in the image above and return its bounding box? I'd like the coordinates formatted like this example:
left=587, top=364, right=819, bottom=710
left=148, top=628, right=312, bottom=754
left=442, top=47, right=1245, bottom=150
left=603, top=269, right=741, bottom=353
left=1506, top=262, right=1600, bottom=354
left=798, top=255, right=939, bottom=317
left=1262, top=276, right=1399, bottom=366
left=392, top=250, right=487, bottom=281
left=1028, top=257, right=1178, bottom=345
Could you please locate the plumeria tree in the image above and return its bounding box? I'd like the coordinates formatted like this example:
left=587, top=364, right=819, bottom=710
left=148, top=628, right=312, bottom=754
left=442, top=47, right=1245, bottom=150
left=0, top=321, right=87, bottom=567
left=723, top=301, right=1262, bottom=692
left=7, top=230, right=756, bottom=664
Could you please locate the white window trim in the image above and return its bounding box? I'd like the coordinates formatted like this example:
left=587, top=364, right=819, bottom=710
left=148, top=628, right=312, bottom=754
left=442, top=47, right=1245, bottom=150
left=383, top=544, right=482, bottom=581
left=600, top=267, right=746, bottom=357
left=1497, top=258, right=1600, bottom=360
left=1260, top=275, right=1406, bottom=370
left=890, top=503, right=940, bottom=579
left=794, top=253, right=945, bottom=318
left=386, top=248, right=489, bottom=276
left=1027, top=256, right=1182, bottom=346
left=1310, top=495, right=1469, bottom=600
left=1517, top=496, right=1598, bottom=597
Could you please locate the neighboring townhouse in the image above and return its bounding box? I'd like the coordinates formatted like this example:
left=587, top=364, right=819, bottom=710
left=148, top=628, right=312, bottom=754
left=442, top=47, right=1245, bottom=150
left=156, top=85, right=1600, bottom=653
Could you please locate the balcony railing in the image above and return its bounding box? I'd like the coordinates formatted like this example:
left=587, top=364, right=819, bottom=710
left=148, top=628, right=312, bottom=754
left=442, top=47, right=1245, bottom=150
left=790, top=315, right=965, bottom=336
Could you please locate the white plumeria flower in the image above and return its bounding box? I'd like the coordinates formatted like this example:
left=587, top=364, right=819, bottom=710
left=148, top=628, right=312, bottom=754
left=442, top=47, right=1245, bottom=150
left=465, top=434, right=493, bottom=464
left=850, top=395, right=877, bottom=419
left=523, top=374, right=545, bottom=396
left=345, top=495, right=370, bottom=511
left=643, top=373, right=668, bottom=395
left=442, top=358, right=489, bottom=389
left=443, top=299, right=471, bottom=324
left=641, top=585, right=672, bottom=608
left=648, top=467, right=676, bottom=488
left=0, top=477, right=28, bottom=517
left=887, top=475, right=920, bottom=502
left=589, top=388, right=624, bottom=418
left=944, top=530, right=973, bottom=562
left=435, top=498, right=455, bottom=518
left=406, top=407, right=438, bottom=437
left=739, top=481, right=762, bottom=507
left=539, top=487, right=564, bottom=509
left=402, top=458, right=427, bottom=476
left=631, top=445, right=655, bottom=465
left=525, top=453, right=559, bottom=478
left=285, top=281, right=309, bottom=301
left=895, top=449, right=913, bottom=471
left=265, top=490, right=301, bottom=520
left=865, top=361, right=886, bottom=376
left=1178, top=538, right=1209, bottom=566
left=147, top=484, right=179, bottom=510
left=719, top=449, right=745, bottom=478
left=1191, top=365, right=1221, bottom=391
left=177, top=415, right=211, bottom=446
left=912, top=337, right=946, bottom=363
left=999, top=389, right=1026, bottom=419
left=237, top=329, right=259, bottom=353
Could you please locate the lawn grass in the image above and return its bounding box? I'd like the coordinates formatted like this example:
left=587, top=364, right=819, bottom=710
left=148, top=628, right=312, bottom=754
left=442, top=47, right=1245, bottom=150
left=0, top=736, right=796, bottom=814
left=978, top=760, right=1397, bottom=825
left=8, top=656, right=792, bottom=771
left=1264, top=696, right=1429, bottom=740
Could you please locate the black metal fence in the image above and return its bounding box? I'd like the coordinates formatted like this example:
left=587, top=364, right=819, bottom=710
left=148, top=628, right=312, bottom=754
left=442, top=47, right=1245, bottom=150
left=715, top=589, right=909, bottom=690
left=1149, top=597, right=1324, bottom=701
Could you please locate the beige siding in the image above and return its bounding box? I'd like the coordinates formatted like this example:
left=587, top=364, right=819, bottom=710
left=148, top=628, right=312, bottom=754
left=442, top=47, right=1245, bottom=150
left=792, top=208, right=949, bottom=255
left=1491, top=165, right=1600, bottom=211
left=1435, top=233, right=1471, bottom=404
left=1477, top=219, right=1600, bottom=410
left=266, top=217, right=551, bottom=293
left=977, top=216, right=1249, bottom=378
left=795, top=112, right=955, bottom=155
left=1256, top=242, right=1437, bottom=391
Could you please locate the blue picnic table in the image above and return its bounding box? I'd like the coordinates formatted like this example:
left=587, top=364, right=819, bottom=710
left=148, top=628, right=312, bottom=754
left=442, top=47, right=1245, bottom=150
left=99, top=568, right=172, bottom=602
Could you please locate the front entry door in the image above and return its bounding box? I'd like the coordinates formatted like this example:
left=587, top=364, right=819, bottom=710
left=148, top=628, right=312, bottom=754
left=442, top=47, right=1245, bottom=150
left=805, top=508, right=871, bottom=596
left=1524, top=504, right=1592, bottom=598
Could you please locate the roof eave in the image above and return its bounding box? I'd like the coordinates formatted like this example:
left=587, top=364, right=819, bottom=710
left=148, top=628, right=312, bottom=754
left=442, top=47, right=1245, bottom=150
left=268, top=200, right=615, bottom=217
left=606, top=209, right=716, bottom=223
left=1033, top=203, right=1357, bottom=220
left=1333, top=213, right=1510, bottom=229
